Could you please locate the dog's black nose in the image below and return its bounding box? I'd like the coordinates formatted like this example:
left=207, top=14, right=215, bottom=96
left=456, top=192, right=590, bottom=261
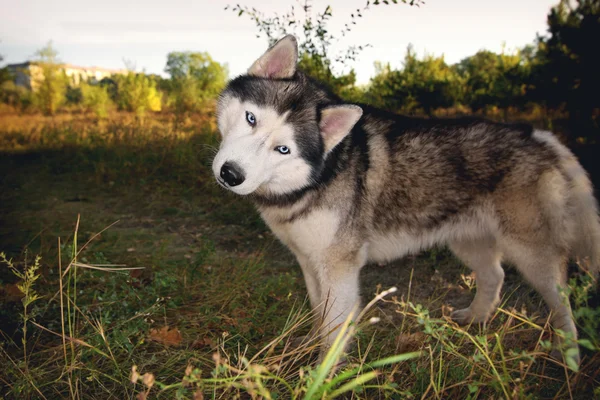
left=220, top=162, right=245, bottom=187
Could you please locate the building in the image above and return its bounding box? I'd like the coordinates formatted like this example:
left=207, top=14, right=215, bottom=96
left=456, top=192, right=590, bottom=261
left=6, top=61, right=128, bottom=90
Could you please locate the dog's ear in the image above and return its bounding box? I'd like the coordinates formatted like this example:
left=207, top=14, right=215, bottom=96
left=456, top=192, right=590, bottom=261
left=248, top=35, right=298, bottom=79
left=319, top=105, right=363, bottom=153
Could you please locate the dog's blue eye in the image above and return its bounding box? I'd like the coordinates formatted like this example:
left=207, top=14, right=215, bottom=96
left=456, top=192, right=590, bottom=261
left=246, top=111, right=256, bottom=126
left=275, top=145, right=290, bottom=155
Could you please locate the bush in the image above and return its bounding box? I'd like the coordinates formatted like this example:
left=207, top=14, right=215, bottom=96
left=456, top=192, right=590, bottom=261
left=65, top=86, right=83, bottom=105
left=0, top=81, right=33, bottom=110
left=114, top=72, right=162, bottom=116
left=81, top=83, right=111, bottom=118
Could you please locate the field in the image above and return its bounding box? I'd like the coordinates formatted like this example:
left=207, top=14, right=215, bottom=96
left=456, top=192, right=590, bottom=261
left=0, top=110, right=599, bottom=399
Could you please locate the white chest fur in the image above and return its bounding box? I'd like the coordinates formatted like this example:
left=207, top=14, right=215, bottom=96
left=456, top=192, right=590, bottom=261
left=261, top=208, right=341, bottom=261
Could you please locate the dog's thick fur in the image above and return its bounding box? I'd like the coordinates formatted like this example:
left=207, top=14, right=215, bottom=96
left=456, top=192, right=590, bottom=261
left=213, top=35, right=600, bottom=362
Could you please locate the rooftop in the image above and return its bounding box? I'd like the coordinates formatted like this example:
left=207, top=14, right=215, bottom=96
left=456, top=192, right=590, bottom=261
left=7, top=61, right=127, bottom=74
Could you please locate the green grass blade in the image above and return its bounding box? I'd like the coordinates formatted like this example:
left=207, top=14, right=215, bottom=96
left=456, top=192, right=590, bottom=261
left=368, top=351, right=422, bottom=368
left=326, top=371, right=379, bottom=399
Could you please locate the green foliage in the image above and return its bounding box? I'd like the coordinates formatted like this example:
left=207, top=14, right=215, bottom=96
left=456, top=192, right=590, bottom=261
left=367, top=46, right=463, bottom=114
left=567, top=272, right=600, bottom=350
left=32, top=42, right=68, bottom=115
left=80, top=83, right=112, bottom=118
left=65, top=85, right=83, bottom=105
left=164, top=51, right=228, bottom=114
left=113, top=72, right=162, bottom=116
left=0, top=80, right=32, bottom=110
left=366, top=44, right=537, bottom=116
left=456, top=48, right=527, bottom=112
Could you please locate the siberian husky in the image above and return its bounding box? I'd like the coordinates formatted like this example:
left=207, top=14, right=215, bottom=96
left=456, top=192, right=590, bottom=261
left=212, top=35, right=600, bottom=363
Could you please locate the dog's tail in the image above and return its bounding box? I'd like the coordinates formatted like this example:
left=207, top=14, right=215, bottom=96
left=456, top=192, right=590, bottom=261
left=569, top=167, right=600, bottom=277
left=535, top=130, right=600, bottom=276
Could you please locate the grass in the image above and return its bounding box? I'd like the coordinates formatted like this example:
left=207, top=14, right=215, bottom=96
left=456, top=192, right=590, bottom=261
left=0, top=110, right=599, bottom=399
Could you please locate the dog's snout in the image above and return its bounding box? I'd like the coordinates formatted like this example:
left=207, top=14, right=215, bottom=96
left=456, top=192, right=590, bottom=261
left=220, top=162, right=245, bottom=187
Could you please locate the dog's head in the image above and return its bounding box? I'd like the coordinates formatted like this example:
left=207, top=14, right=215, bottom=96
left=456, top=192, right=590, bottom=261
left=212, top=35, right=362, bottom=199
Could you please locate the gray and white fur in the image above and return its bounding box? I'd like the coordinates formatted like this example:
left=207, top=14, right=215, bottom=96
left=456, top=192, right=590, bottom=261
left=212, top=35, right=600, bottom=363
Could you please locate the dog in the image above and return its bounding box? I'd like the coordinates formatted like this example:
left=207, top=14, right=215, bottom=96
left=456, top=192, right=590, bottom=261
left=212, top=35, right=600, bottom=364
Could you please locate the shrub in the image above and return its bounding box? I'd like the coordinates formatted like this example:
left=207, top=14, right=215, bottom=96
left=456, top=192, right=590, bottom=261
left=114, top=72, right=162, bottom=117
left=65, top=86, right=83, bottom=105
left=80, top=83, right=111, bottom=118
left=0, top=81, right=33, bottom=110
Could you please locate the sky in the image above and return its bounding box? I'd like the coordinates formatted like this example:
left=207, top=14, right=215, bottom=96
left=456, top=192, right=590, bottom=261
left=0, top=0, right=557, bottom=85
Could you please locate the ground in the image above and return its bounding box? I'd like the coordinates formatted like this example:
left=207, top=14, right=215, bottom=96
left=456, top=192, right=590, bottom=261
left=0, top=111, right=598, bottom=399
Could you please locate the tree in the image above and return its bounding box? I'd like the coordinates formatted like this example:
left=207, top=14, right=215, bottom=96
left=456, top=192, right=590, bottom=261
left=455, top=48, right=528, bottom=114
left=366, top=46, right=462, bottom=115
left=164, top=52, right=228, bottom=114
left=365, top=61, right=403, bottom=111
left=402, top=50, right=462, bottom=115
left=534, top=0, right=600, bottom=140
left=227, top=0, right=423, bottom=100
left=32, top=41, right=67, bottom=115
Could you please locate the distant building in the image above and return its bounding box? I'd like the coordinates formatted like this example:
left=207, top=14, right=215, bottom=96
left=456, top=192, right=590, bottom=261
left=6, top=61, right=128, bottom=90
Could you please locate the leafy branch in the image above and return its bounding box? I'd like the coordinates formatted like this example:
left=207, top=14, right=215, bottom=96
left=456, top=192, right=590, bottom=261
left=226, top=0, right=424, bottom=70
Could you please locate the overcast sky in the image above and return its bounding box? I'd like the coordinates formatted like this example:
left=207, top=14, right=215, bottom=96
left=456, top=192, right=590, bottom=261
left=0, top=0, right=557, bottom=84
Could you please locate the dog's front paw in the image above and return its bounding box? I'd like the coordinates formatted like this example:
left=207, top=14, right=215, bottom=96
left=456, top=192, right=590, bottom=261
left=451, top=307, right=488, bottom=325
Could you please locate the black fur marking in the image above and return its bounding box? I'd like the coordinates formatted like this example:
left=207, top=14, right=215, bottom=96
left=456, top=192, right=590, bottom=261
left=251, top=185, right=316, bottom=207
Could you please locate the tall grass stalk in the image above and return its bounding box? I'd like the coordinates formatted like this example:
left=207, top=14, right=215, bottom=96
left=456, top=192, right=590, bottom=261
left=1, top=252, right=41, bottom=373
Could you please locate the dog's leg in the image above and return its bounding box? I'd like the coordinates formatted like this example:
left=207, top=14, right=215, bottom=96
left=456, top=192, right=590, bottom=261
left=449, top=237, right=504, bottom=324
left=297, top=254, right=321, bottom=312
left=318, top=266, right=361, bottom=360
left=285, top=254, right=323, bottom=348
left=317, top=246, right=366, bottom=360
left=507, top=244, right=579, bottom=364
